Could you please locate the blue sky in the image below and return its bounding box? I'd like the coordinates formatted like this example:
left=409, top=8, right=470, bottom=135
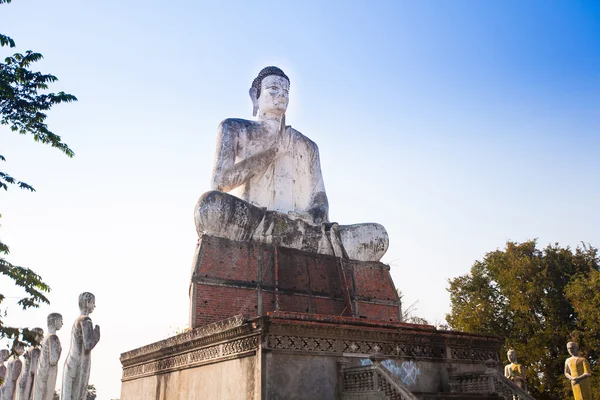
left=1, top=1, right=599, bottom=398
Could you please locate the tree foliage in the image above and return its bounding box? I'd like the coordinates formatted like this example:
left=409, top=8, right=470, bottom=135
left=86, top=384, right=97, bottom=400
left=446, top=240, right=600, bottom=400
left=1, top=0, right=76, bottom=345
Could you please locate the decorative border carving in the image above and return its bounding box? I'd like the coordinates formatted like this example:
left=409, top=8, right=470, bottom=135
left=120, top=315, right=245, bottom=364
left=122, top=335, right=259, bottom=381
left=265, top=334, right=447, bottom=359
left=449, top=347, right=500, bottom=361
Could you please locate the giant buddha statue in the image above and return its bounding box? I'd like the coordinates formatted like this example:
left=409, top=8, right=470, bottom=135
left=195, top=66, right=389, bottom=261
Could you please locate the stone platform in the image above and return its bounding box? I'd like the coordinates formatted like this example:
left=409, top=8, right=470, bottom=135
left=121, top=238, right=525, bottom=399
left=120, top=312, right=504, bottom=400
left=189, top=235, right=401, bottom=327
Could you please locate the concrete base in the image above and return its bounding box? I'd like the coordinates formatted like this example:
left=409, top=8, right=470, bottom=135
left=120, top=313, right=503, bottom=400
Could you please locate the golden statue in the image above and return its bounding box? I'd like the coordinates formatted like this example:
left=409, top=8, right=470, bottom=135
left=504, top=349, right=527, bottom=393
left=564, top=342, right=592, bottom=400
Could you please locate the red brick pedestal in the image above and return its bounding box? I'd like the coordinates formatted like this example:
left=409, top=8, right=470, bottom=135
left=189, top=235, right=402, bottom=328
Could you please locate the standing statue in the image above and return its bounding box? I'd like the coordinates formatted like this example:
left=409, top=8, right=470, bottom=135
left=61, top=293, right=100, bottom=400
left=0, top=349, right=11, bottom=396
left=504, top=350, right=527, bottom=393
left=564, top=342, right=592, bottom=400
left=33, top=314, right=63, bottom=400
left=16, top=328, right=43, bottom=400
left=2, top=342, right=25, bottom=400
left=195, top=66, right=389, bottom=262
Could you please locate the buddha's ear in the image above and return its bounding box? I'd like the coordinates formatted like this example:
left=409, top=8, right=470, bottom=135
left=249, top=87, right=259, bottom=116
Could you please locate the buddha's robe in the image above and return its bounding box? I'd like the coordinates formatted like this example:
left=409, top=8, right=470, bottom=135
left=195, top=118, right=388, bottom=261
left=62, top=316, right=96, bottom=400
left=504, top=362, right=526, bottom=391
left=2, top=358, right=22, bottom=400
left=33, top=334, right=61, bottom=400
left=16, top=347, right=40, bottom=400
left=566, top=356, right=592, bottom=400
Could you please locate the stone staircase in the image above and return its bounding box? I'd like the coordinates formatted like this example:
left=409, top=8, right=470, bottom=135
left=339, top=361, right=534, bottom=400
left=448, top=364, right=535, bottom=400
left=340, top=363, right=420, bottom=400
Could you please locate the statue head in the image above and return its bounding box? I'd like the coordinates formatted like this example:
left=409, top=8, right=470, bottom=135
left=48, top=313, right=63, bottom=332
left=32, top=327, right=44, bottom=344
left=249, top=66, right=290, bottom=117
left=567, top=341, right=579, bottom=356
left=507, top=349, right=517, bottom=363
left=78, top=292, right=96, bottom=315
left=0, top=349, right=9, bottom=363
left=12, top=340, right=25, bottom=357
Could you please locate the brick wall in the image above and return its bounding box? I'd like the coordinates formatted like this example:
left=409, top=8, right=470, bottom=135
left=190, top=235, right=401, bottom=327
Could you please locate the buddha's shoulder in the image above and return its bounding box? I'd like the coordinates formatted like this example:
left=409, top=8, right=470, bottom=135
left=218, top=118, right=260, bottom=132
left=290, top=127, right=319, bottom=152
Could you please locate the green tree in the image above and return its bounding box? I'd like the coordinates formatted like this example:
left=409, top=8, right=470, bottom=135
left=446, top=240, right=600, bottom=400
left=86, top=384, right=97, bottom=400
left=565, top=263, right=600, bottom=397
left=1, top=0, right=76, bottom=344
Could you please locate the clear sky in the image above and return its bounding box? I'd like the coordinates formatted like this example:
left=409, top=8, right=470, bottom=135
left=1, top=0, right=599, bottom=398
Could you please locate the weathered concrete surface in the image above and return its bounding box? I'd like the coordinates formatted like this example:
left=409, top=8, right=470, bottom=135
left=120, top=313, right=503, bottom=400
left=195, top=66, right=389, bottom=262
left=120, top=356, right=257, bottom=400
left=3, top=342, right=25, bottom=400
left=33, top=314, right=63, bottom=400
left=62, top=293, right=100, bottom=400
left=263, top=354, right=337, bottom=400
left=17, top=327, right=43, bottom=400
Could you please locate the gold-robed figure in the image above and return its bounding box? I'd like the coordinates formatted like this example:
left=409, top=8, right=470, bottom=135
left=564, top=342, right=592, bottom=400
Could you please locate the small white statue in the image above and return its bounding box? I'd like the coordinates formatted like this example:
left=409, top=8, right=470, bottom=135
left=0, top=349, right=11, bottom=396
left=504, top=349, right=527, bottom=397
left=16, top=328, right=43, bottom=400
left=33, top=314, right=63, bottom=400
left=61, top=293, right=100, bottom=400
left=2, top=341, right=26, bottom=400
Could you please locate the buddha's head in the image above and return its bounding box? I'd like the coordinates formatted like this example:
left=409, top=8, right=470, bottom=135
left=507, top=349, right=517, bottom=363
left=32, top=327, right=44, bottom=344
left=12, top=340, right=25, bottom=357
left=249, top=66, right=290, bottom=117
left=0, top=349, right=9, bottom=363
left=567, top=341, right=579, bottom=357
left=48, top=313, right=63, bottom=332
left=79, top=292, right=96, bottom=315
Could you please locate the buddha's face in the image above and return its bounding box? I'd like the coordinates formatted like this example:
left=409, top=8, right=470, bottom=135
left=567, top=343, right=579, bottom=356
left=14, top=344, right=25, bottom=357
left=258, top=75, right=289, bottom=115
left=507, top=351, right=517, bottom=363
left=33, top=329, right=44, bottom=343
left=86, top=298, right=96, bottom=314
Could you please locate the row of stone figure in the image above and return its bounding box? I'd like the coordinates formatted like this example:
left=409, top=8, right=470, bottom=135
left=504, top=342, right=593, bottom=400
left=0, top=292, right=100, bottom=400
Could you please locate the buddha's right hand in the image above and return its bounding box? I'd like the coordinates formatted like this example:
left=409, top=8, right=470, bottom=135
left=274, top=114, right=291, bottom=156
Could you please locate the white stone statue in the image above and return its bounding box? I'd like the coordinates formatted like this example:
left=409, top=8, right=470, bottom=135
left=195, top=66, right=389, bottom=261
left=33, top=314, right=63, bottom=400
left=0, top=349, right=11, bottom=396
left=504, top=349, right=527, bottom=396
left=61, top=293, right=100, bottom=400
left=16, top=328, right=43, bottom=400
left=1, top=342, right=26, bottom=400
